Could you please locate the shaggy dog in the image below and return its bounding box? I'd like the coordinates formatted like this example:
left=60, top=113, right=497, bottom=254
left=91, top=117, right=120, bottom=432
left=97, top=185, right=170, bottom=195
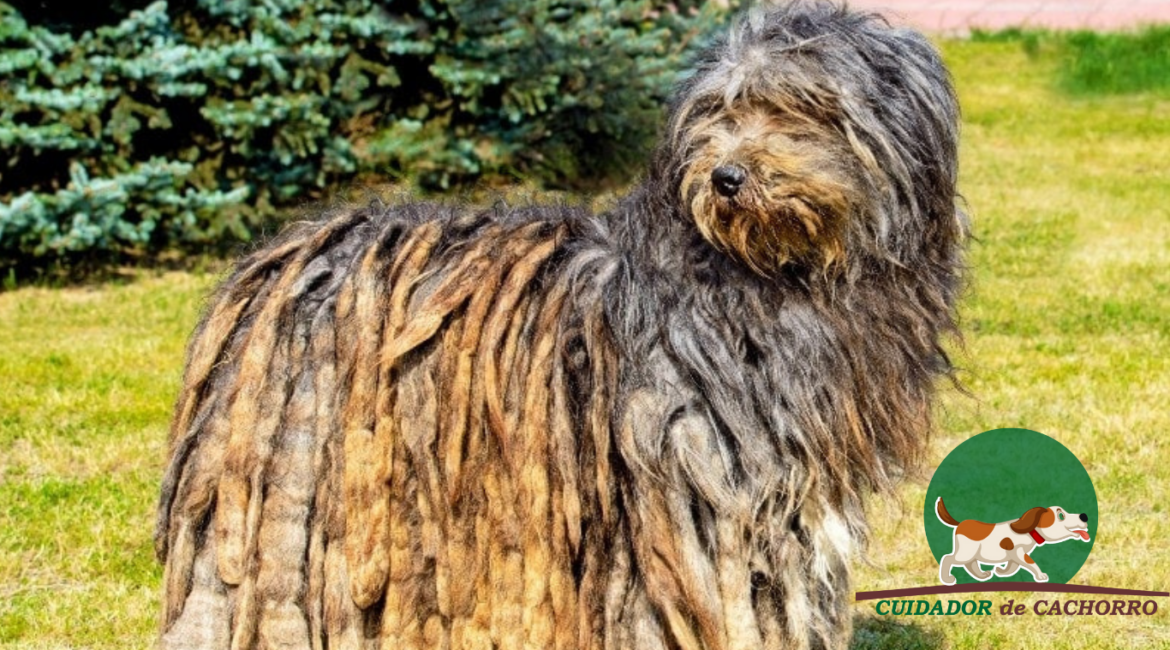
left=155, top=2, right=965, bottom=649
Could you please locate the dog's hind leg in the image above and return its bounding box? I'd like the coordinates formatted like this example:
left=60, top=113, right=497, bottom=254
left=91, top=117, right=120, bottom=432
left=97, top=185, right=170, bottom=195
left=964, top=561, right=991, bottom=581
left=161, top=535, right=230, bottom=650
left=938, top=554, right=957, bottom=585
left=994, top=562, right=1019, bottom=577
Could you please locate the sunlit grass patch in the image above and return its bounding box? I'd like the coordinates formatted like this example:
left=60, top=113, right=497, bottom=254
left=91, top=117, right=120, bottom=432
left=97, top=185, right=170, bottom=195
left=972, top=26, right=1170, bottom=97
left=855, top=31, right=1170, bottom=650
left=0, top=272, right=216, bottom=648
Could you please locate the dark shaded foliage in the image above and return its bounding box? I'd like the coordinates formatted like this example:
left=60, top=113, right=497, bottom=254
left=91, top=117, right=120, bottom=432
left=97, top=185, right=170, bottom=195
left=0, top=0, right=728, bottom=270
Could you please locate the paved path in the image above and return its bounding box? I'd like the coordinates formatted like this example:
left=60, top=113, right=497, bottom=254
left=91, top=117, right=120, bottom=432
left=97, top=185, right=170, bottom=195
left=846, top=0, right=1170, bottom=34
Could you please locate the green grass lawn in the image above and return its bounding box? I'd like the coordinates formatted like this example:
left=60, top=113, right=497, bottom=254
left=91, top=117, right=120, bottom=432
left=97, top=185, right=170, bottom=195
left=855, top=32, right=1170, bottom=649
left=1, top=33, right=1168, bottom=649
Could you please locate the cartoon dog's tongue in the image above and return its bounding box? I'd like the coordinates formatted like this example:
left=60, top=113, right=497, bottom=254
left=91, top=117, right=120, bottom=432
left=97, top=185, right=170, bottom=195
left=1074, top=530, right=1090, bottom=541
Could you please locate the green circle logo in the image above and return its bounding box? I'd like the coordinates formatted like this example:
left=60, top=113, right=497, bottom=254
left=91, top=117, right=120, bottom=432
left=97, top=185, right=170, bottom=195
left=924, top=428, right=1097, bottom=585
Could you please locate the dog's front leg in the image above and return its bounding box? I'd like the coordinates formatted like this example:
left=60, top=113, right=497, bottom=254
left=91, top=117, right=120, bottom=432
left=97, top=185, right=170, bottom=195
left=1021, top=562, right=1047, bottom=582
left=1012, top=549, right=1047, bottom=582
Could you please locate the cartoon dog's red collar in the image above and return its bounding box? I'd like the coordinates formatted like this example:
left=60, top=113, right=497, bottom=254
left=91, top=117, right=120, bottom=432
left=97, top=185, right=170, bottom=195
left=1029, top=530, right=1045, bottom=545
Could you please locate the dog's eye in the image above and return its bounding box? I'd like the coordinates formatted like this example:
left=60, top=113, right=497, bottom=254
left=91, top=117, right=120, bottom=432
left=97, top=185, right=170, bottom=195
left=1058, top=512, right=1065, bottom=521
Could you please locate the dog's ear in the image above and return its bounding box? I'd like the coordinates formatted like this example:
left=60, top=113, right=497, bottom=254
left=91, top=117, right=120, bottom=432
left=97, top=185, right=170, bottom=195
left=1010, top=507, right=1050, bottom=534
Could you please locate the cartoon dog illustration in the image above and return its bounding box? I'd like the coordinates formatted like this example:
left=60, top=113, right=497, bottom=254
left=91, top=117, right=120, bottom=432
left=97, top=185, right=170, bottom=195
left=935, top=497, right=1090, bottom=584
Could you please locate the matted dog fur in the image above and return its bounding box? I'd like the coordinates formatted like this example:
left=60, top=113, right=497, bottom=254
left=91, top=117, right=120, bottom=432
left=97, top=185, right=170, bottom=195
left=155, top=2, right=966, bottom=648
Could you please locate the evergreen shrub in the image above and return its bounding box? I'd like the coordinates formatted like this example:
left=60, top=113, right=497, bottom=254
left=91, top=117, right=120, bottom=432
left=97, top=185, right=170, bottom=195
left=0, top=0, right=728, bottom=268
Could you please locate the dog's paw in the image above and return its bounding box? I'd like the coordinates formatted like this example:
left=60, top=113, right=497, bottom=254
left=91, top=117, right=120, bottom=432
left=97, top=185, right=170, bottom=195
left=1036, top=573, right=1049, bottom=583
left=940, top=574, right=957, bottom=586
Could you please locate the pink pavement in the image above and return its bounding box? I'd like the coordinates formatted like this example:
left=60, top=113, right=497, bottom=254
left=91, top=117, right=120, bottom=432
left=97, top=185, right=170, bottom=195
left=845, top=0, right=1170, bottom=34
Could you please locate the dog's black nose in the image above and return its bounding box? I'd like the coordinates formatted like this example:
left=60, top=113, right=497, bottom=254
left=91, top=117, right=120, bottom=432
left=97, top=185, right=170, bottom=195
left=1080, top=513, right=1088, bottom=522
left=712, top=165, right=747, bottom=197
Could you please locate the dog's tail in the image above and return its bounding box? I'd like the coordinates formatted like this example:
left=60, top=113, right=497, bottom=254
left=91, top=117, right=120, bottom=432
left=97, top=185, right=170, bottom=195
left=936, top=497, right=960, bottom=527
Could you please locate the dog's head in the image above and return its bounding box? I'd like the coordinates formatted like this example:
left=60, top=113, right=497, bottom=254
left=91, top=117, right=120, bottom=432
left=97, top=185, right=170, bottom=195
left=658, top=1, right=964, bottom=278
left=1010, top=506, right=1091, bottom=543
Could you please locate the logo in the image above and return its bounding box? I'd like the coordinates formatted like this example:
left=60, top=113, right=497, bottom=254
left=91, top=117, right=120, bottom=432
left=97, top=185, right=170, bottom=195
left=934, top=498, right=1089, bottom=585
left=925, top=428, right=1096, bottom=585
left=854, top=428, right=1168, bottom=616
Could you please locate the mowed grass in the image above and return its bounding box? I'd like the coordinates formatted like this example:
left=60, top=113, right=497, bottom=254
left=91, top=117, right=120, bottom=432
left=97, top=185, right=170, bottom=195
left=1, top=32, right=1168, bottom=649
left=854, top=33, right=1170, bottom=649
left=0, top=273, right=213, bottom=648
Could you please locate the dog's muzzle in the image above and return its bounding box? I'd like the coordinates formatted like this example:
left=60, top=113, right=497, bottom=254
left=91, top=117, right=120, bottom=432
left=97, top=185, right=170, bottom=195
left=712, top=165, right=747, bottom=197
